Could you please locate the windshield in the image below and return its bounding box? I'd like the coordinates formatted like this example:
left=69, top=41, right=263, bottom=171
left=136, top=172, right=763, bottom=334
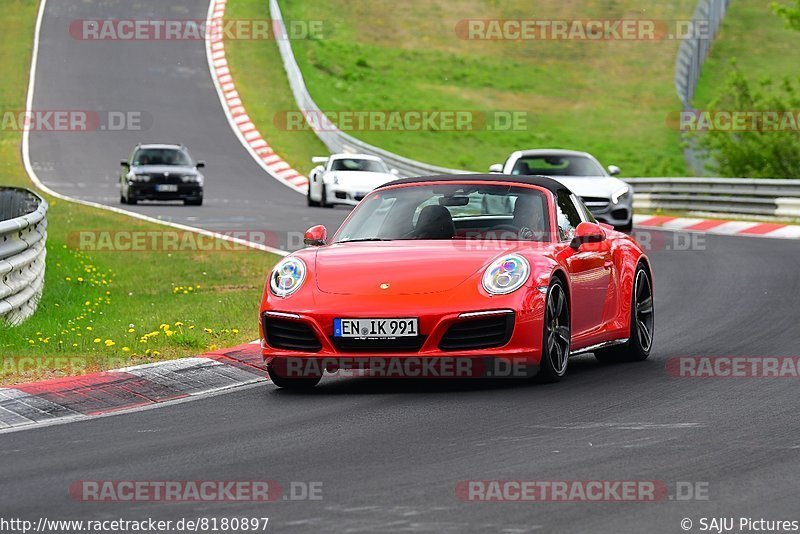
left=133, top=148, right=193, bottom=166
left=511, top=155, right=604, bottom=177
left=330, top=158, right=388, bottom=173
left=334, top=183, right=551, bottom=243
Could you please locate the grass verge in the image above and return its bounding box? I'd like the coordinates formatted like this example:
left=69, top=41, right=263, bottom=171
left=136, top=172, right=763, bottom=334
left=693, top=0, right=800, bottom=108
left=0, top=0, right=277, bottom=384
left=226, top=0, right=696, bottom=177
left=224, top=0, right=328, bottom=175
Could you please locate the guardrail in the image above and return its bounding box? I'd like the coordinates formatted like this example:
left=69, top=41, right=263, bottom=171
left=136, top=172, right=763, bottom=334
left=270, top=0, right=466, bottom=178
left=625, top=177, right=800, bottom=219
left=0, top=187, right=48, bottom=326
left=674, top=0, right=730, bottom=110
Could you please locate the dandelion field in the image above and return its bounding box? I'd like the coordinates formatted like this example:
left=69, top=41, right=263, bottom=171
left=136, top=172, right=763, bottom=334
left=0, top=1, right=277, bottom=384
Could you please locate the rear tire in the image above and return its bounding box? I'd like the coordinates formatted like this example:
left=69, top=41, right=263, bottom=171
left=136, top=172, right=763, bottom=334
left=536, top=278, right=571, bottom=383
left=267, top=362, right=322, bottom=389
left=595, top=263, right=654, bottom=363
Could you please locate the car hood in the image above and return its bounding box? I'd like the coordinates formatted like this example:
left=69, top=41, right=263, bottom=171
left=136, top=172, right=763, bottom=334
left=327, top=171, right=393, bottom=188
left=131, top=165, right=199, bottom=176
left=547, top=176, right=627, bottom=198
left=314, top=241, right=541, bottom=296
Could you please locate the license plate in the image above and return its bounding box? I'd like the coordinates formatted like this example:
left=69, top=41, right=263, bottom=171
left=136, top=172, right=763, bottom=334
left=334, top=318, right=418, bottom=338
left=156, top=184, right=178, bottom=192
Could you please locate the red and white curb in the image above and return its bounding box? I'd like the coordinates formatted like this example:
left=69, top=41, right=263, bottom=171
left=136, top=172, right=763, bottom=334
left=206, top=0, right=309, bottom=193
left=0, top=342, right=267, bottom=432
left=634, top=214, right=800, bottom=239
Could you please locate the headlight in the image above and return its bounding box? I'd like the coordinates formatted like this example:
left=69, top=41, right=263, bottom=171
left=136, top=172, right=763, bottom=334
left=181, top=175, right=203, bottom=185
left=482, top=254, right=530, bottom=295
left=129, top=174, right=150, bottom=183
left=269, top=257, right=306, bottom=297
left=612, top=186, right=630, bottom=204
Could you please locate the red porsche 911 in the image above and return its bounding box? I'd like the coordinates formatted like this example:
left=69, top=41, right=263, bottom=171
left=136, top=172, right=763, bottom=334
left=259, top=175, right=654, bottom=388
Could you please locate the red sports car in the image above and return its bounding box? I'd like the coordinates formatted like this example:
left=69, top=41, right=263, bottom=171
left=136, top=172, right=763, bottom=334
left=259, top=175, right=654, bottom=388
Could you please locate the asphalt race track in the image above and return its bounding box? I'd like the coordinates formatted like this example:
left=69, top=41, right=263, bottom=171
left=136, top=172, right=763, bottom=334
left=28, top=0, right=349, bottom=249
left=5, top=0, right=800, bottom=533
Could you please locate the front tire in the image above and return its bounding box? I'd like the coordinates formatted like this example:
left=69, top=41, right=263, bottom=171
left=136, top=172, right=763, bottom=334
left=595, top=263, right=654, bottom=363
left=307, top=182, right=320, bottom=207
left=616, top=220, right=634, bottom=233
left=319, top=184, right=332, bottom=208
left=267, top=362, right=322, bottom=389
left=536, top=278, right=571, bottom=382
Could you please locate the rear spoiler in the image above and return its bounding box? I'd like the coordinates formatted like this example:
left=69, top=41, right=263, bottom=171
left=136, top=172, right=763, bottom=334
left=311, top=156, right=328, bottom=164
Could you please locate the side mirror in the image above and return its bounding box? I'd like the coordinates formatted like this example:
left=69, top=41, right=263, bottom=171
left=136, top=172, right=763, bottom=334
left=304, top=225, right=328, bottom=247
left=196, top=161, right=206, bottom=169
left=390, top=168, right=399, bottom=176
left=607, top=165, right=620, bottom=176
left=570, top=221, right=606, bottom=250
left=120, top=160, right=130, bottom=168
left=489, top=163, right=503, bottom=173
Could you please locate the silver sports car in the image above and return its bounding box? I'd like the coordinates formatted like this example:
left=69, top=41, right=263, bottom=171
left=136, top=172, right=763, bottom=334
left=490, top=149, right=633, bottom=231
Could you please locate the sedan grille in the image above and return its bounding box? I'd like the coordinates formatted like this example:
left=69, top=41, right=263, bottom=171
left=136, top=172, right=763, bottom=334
left=439, top=313, right=514, bottom=351
left=579, top=196, right=610, bottom=213
left=263, top=316, right=322, bottom=352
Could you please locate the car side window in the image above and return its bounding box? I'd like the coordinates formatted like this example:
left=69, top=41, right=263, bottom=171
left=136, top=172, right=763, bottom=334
left=555, top=191, right=582, bottom=242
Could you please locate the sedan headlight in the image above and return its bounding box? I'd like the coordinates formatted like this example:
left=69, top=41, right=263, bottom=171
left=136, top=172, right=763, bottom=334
left=129, top=173, right=150, bottom=183
left=612, top=186, right=631, bottom=204
left=181, top=174, right=204, bottom=185
left=269, top=257, right=306, bottom=297
left=482, top=254, right=530, bottom=295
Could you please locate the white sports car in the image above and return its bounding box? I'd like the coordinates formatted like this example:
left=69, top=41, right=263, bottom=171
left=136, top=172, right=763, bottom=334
left=307, top=154, right=398, bottom=207
left=489, top=149, right=633, bottom=231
